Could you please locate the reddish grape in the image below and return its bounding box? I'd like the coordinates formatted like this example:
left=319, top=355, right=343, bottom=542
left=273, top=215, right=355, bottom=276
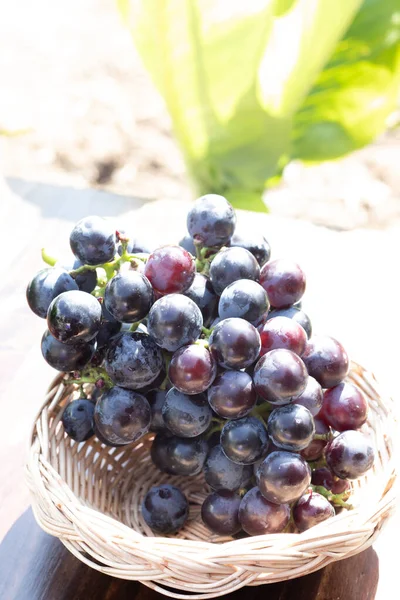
left=254, top=349, right=308, bottom=404
left=260, top=259, right=306, bottom=308
left=302, top=335, right=349, bottom=388
left=144, top=245, right=195, bottom=295
left=293, top=491, right=335, bottom=532
left=168, top=344, right=217, bottom=395
left=201, top=490, right=242, bottom=536
left=311, top=467, right=350, bottom=495
left=259, top=316, right=307, bottom=357
left=239, top=487, right=290, bottom=535
left=300, top=418, right=329, bottom=461
left=322, top=382, right=368, bottom=431
left=325, top=430, right=374, bottom=479
left=207, top=370, right=256, bottom=419
left=293, top=376, right=323, bottom=416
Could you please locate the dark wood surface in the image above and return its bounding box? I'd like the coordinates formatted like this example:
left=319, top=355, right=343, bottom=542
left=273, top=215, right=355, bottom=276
left=0, top=178, right=398, bottom=599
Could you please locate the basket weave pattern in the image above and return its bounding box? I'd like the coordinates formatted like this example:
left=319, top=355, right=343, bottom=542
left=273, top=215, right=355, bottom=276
left=26, top=362, right=397, bottom=599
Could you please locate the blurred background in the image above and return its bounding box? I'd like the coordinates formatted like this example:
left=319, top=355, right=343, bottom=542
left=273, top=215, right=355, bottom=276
left=1, top=0, right=400, bottom=229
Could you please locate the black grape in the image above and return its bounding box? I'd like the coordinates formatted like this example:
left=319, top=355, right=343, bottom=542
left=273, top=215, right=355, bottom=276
left=142, top=485, right=188, bottom=534
left=70, top=215, right=116, bottom=265
left=62, top=399, right=95, bottom=441
left=47, top=290, right=102, bottom=344
left=147, top=294, right=203, bottom=352
left=151, top=433, right=208, bottom=476
left=27, top=267, right=79, bottom=318
left=204, top=444, right=253, bottom=491
left=41, top=329, right=95, bottom=372
left=105, top=332, right=163, bottom=389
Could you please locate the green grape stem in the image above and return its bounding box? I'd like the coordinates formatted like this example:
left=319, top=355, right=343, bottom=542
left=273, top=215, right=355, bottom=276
left=41, top=248, right=58, bottom=266
left=63, top=366, right=113, bottom=389
left=311, top=485, right=353, bottom=510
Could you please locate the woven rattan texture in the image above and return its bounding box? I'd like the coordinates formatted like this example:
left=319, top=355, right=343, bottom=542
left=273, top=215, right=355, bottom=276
left=26, top=363, right=397, bottom=599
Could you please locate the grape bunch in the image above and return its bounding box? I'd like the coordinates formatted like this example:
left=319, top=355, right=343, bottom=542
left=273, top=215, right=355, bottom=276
left=27, top=195, right=375, bottom=537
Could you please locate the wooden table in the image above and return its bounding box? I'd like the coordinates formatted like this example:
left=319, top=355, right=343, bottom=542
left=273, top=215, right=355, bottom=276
left=0, top=177, right=398, bottom=599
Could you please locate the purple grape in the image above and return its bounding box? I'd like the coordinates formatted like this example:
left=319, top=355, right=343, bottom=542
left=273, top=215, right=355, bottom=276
left=162, top=388, right=212, bottom=438
left=209, top=318, right=261, bottom=370
left=47, top=290, right=101, bottom=344
left=104, top=271, right=154, bottom=323
left=311, top=467, right=350, bottom=495
left=70, top=215, right=116, bottom=265
left=239, top=487, right=290, bottom=535
left=142, top=485, right=188, bottom=534
left=147, top=294, right=203, bottom=352
left=105, top=332, right=163, bottom=389
left=266, top=306, right=312, bottom=339
left=302, top=335, right=349, bottom=388
left=267, top=404, right=315, bottom=452
left=26, top=267, right=79, bottom=318
left=293, top=376, right=323, bottom=416
left=207, top=370, right=256, bottom=419
left=168, top=344, right=217, bottom=395
left=293, top=491, right=335, bottom=532
left=94, top=386, right=151, bottom=445
left=218, top=279, right=269, bottom=326
left=201, top=490, right=242, bottom=535
left=254, top=349, right=308, bottom=404
left=210, top=247, right=260, bottom=296
left=256, top=451, right=311, bottom=504
left=322, top=382, right=368, bottom=431
left=204, top=444, right=253, bottom=491
left=325, top=430, right=374, bottom=479
left=151, top=433, right=208, bottom=476
left=187, top=194, right=236, bottom=248
left=221, top=417, right=269, bottom=465
left=41, top=329, right=95, bottom=372
left=259, top=316, right=307, bottom=357
left=260, top=259, right=306, bottom=308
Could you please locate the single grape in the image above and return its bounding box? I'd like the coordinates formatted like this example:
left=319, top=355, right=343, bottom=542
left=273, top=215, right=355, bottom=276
left=221, top=417, right=269, bottom=465
left=47, top=290, right=101, bottom=344
left=41, top=329, right=95, bottom=371
left=151, top=433, right=208, bottom=476
left=311, top=467, right=350, bottom=495
left=142, top=485, right=188, bottom=534
left=62, top=399, right=95, bottom=442
left=210, top=247, right=260, bottom=296
left=267, top=404, right=315, bottom=452
left=104, top=271, right=154, bottom=323
left=183, top=273, right=218, bottom=327
left=207, top=371, right=256, bottom=419
left=95, top=303, right=122, bottom=349
left=256, top=451, right=311, bottom=504
left=105, top=332, right=163, bottom=389
left=254, top=349, right=308, bottom=404
left=293, top=491, right=335, bottom=532
left=178, top=234, right=196, bottom=255
left=147, top=389, right=168, bottom=432
left=260, top=259, right=306, bottom=308
left=325, top=430, right=374, bottom=479
left=94, top=386, right=151, bottom=445
left=209, top=318, right=261, bottom=370
left=300, top=418, right=329, bottom=461
left=218, top=280, right=269, bottom=326
left=230, top=231, right=271, bottom=267
left=293, top=376, right=323, bottom=416
left=201, top=490, right=242, bottom=536
left=321, top=382, right=368, bottom=431
left=187, top=194, right=236, bottom=247
left=239, top=487, right=290, bottom=535
left=204, top=444, right=253, bottom=491
left=259, top=316, right=307, bottom=357
left=144, top=245, right=195, bottom=295
left=70, top=215, right=116, bottom=265
left=266, top=306, right=312, bottom=339
left=147, top=294, right=203, bottom=352
left=162, top=388, right=212, bottom=437
left=168, top=344, right=217, bottom=395
left=26, top=267, right=79, bottom=318
left=302, top=335, right=349, bottom=388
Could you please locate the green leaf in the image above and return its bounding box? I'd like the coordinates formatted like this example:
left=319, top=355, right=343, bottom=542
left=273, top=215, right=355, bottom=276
left=293, top=0, right=400, bottom=160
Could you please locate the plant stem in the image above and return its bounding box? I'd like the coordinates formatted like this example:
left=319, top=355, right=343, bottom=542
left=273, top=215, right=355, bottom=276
left=41, top=248, right=58, bottom=266
left=311, top=485, right=353, bottom=510
left=130, top=319, right=144, bottom=332
left=63, top=366, right=113, bottom=389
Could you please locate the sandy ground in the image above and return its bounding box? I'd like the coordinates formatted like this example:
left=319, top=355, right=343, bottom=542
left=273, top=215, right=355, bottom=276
left=1, top=0, right=400, bottom=229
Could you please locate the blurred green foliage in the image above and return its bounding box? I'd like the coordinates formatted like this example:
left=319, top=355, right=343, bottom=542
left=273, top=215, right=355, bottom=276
left=119, top=0, right=400, bottom=211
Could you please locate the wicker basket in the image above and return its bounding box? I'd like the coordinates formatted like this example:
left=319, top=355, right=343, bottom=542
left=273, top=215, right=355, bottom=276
left=26, top=362, right=397, bottom=599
